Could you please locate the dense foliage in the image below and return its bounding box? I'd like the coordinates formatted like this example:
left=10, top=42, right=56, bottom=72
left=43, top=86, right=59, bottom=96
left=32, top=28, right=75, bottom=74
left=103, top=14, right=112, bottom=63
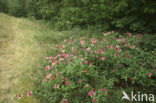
left=0, top=0, right=155, bottom=32
left=0, top=0, right=155, bottom=102
left=31, top=32, right=156, bottom=103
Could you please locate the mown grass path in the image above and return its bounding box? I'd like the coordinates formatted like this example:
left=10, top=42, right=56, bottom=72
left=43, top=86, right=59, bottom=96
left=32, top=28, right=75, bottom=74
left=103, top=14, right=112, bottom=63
left=0, top=14, right=46, bottom=103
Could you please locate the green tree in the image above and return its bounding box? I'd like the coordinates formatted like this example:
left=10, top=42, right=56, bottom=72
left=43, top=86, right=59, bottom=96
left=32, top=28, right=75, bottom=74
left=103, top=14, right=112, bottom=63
left=7, top=0, right=26, bottom=17
left=0, top=0, right=8, bottom=13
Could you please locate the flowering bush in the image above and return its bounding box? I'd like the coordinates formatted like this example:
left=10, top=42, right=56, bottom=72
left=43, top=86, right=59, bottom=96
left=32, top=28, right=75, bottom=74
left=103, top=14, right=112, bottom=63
left=33, top=32, right=156, bottom=102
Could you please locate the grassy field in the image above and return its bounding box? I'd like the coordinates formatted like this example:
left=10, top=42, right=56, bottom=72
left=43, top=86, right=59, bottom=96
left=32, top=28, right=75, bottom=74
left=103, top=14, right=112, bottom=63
left=0, top=13, right=155, bottom=103
left=0, top=13, right=53, bottom=103
left=0, top=13, right=80, bottom=103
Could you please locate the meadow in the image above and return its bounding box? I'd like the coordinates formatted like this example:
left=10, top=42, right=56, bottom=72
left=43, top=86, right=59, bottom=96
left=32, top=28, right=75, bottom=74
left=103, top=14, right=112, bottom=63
left=0, top=12, right=156, bottom=103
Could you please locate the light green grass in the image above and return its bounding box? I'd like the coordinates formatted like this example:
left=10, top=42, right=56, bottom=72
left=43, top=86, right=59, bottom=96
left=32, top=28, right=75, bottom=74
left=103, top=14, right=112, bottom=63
left=0, top=13, right=59, bottom=103
left=0, top=13, right=91, bottom=103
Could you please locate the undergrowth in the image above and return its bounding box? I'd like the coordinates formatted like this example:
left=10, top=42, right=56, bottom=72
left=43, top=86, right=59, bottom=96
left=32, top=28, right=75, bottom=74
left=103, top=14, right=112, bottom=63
left=31, top=30, right=156, bottom=103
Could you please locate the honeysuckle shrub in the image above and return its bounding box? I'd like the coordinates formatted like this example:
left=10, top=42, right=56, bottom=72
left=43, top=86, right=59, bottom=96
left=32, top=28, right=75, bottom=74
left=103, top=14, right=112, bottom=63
left=34, top=32, right=156, bottom=103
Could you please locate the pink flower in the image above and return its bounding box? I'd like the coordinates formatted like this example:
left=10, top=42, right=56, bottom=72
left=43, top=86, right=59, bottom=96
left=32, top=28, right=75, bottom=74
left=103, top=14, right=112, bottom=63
left=127, top=56, right=131, bottom=58
left=27, top=91, right=32, bottom=96
left=52, top=62, right=55, bottom=66
left=107, top=31, right=111, bottom=34
left=62, top=78, right=67, bottom=82
left=91, top=38, right=96, bottom=44
left=84, top=69, right=88, bottom=73
left=45, top=66, right=50, bottom=71
left=54, top=84, right=60, bottom=89
left=153, top=69, right=156, bottom=72
left=61, top=44, right=65, bottom=48
left=76, top=51, right=79, bottom=54
left=130, top=78, right=133, bottom=81
left=101, top=88, right=106, bottom=92
left=147, top=73, right=152, bottom=77
left=42, top=78, right=47, bottom=82
left=125, top=43, right=129, bottom=46
left=68, top=58, right=72, bottom=61
left=116, top=45, right=120, bottom=48
left=88, top=91, right=94, bottom=97
left=100, top=57, right=105, bottom=60
left=62, top=49, right=65, bottom=53
left=92, top=98, right=97, bottom=102
left=57, top=73, right=61, bottom=76
left=89, top=64, right=92, bottom=67
left=65, top=81, right=71, bottom=85
left=69, top=39, right=72, bottom=43
left=127, top=32, right=131, bottom=35
left=137, top=34, right=141, bottom=36
left=63, top=54, right=68, bottom=58
left=34, top=77, right=38, bottom=80
left=101, top=48, right=105, bottom=50
left=90, top=60, right=94, bottom=63
left=130, top=45, right=135, bottom=49
left=64, top=40, right=67, bottom=42
left=104, top=33, right=107, bottom=36
left=54, top=57, right=57, bottom=60
left=46, top=73, right=51, bottom=78
left=107, top=45, right=112, bottom=49
left=117, top=48, right=121, bottom=52
left=120, top=64, right=123, bottom=66
left=50, top=56, right=53, bottom=59
left=86, top=47, right=91, bottom=51
left=79, top=79, right=82, bottom=83
left=56, top=61, right=59, bottom=65
left=18, top=94, right=22, bottom=99
left=116, top=38, right=120, bottom=42
left=59, top=57, right=64, bottom=61
left=80, top=40, right=85, bottom=45
left=98, top=50, right=103, bottom=53
left=52, top=75, right=56, bottom=80
left=70, top=54, right=74, bottom=57
left=83, top=61, right=88, bottom=65
left=115, top=53, right=119, bottom=56
left=93, top=88, right=96, bottom=92
left=74, top=56, right=77, bottom=58
left=45, top=57, right=49, bottom=59
left=125, top=53, right=128, bottom=55
left=72, top=47, right=76, bottom=51
left=55, top=46, right=59, bottom=50
left=63, top=99, right=68, bottom=103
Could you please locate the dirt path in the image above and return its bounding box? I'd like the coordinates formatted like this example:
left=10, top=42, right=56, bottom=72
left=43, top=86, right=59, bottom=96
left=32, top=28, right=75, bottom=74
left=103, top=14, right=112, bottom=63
left=0, top=14, right=45, bottom=103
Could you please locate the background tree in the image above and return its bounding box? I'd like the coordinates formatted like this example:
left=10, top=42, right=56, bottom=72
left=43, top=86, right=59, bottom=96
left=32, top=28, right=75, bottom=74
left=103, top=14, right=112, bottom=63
left=0, top=0, right=155, bottom=32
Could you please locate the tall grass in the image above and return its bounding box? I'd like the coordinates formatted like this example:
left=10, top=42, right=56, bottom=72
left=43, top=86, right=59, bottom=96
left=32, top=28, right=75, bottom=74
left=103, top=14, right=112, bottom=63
left=0, top=13, right=58, bottom=103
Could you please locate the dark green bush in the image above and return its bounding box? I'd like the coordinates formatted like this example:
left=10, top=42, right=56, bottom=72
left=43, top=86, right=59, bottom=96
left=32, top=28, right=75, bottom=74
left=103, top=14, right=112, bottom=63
left=1, top=0, right=155, bottom=33
left=0, top=0, right=8, bottom=13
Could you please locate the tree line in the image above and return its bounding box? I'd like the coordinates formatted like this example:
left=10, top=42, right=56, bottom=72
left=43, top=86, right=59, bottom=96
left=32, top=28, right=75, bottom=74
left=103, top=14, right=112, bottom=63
left=0, top=0, right=155, bottom=32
